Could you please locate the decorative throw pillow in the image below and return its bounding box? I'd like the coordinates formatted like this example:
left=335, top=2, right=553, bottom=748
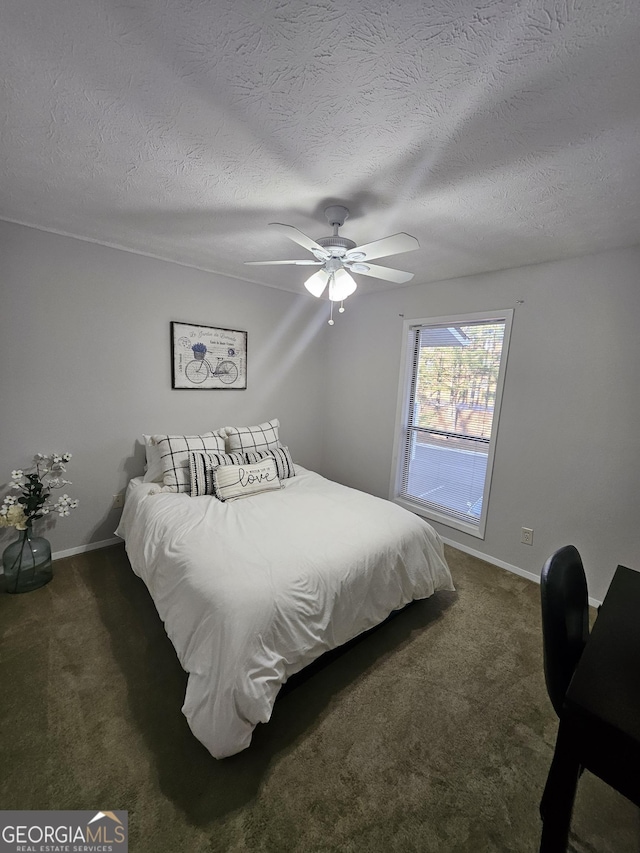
left=222, top=418, right=280, bottom=454
left=213, top=458, right=281, bottom=502
left=189, top=451, right=246, bottom=497
left=244, top=446, right=296, bottom=480
left=152, top=432, right=226, bottom=492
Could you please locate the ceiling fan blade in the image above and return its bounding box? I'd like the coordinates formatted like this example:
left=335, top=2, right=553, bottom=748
left=329, top=269, right=357, bottom=301
left=245, top=259, right=323, bottom=265
left=347, top=232, right=419, bottom=261
left=352, top=262, right=414, bottom=284
left=270, top=223, right=328, bottom=256
left=304, top=269, right=329, bottom=298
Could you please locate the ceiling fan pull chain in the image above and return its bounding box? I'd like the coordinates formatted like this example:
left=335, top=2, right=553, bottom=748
left=339, top=301, right=345, bottom=314
left=328, top=301, right=335, bottom=326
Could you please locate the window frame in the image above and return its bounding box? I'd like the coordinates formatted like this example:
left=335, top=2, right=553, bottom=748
left=390, top=309, right=513, bottom=539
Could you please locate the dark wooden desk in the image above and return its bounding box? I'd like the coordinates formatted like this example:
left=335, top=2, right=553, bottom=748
left=540, top=565, right=640, bottom=852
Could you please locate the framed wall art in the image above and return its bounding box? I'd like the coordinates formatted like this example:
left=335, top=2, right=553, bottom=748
left=171, top=321, right=247, bottom=390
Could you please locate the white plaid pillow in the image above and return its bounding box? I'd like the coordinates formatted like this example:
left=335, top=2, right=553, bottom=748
left=143, top=429, right=225, bottom=483
left=152, top=432, right=226, bottom=492
left=244, top=446, right=295, bottom=480
left=213, top=458, right=281, bottom=502
left=189, top=451, right=245, bottom=497
left=223, top=418, right=280, bottom=454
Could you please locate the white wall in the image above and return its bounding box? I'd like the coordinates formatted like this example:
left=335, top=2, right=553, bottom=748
left=3, top=220, right=639, bottom=601
left=321, top=246, right=640, bottom=602
left=0, top=221, right=328, bottom=555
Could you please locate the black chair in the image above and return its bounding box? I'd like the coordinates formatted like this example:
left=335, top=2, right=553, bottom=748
left=540, top=545, right=590, bottom=718
left=539, top=545, right=590, bottom=828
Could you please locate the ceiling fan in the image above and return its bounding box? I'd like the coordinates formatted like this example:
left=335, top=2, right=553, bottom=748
left=245, top=206, right=419, bottom=321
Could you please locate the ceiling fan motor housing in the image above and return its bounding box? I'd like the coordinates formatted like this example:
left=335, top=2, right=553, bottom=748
left=316, top=235, right=357, bottom=253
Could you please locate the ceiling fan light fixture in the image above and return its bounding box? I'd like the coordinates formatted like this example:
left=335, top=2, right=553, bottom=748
left=328, top=269, right=357, bottom=302
left=304, top=269, right=329, bottom=297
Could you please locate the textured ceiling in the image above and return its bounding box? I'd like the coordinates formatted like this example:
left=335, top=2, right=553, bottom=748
left=2, top=0, right=640, bottom=296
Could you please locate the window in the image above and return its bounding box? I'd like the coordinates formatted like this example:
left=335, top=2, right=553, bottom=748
left=391, top=310, right=513, bottom=538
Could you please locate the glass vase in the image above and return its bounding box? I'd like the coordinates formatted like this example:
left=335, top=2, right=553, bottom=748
left=2, top=528, right=53, bottom=594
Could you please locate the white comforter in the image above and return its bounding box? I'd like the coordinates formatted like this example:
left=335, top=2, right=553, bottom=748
left=116, top=467, right=454, bottom=758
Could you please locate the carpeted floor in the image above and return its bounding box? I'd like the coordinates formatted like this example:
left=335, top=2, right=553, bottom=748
left=1, top=543, right=638, bottom=852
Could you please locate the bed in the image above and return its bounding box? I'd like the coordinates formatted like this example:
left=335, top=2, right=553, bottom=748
left=116, top=428, right=453, bottom=759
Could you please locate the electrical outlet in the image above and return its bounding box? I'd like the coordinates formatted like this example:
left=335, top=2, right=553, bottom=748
left=112, top=493, right=125, bottom=509
left=521, top=527, right=534, bottom=546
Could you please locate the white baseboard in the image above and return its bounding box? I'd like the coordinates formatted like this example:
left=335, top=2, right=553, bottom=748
left=440, top=536, right=540, bottom=583
left=9, top=531, right=605, bottom=609
left=0, top=536, right=124, bottom=575
left=441, top=537, right=602, bottom=608
left=52, top=536, right=123, bottom=560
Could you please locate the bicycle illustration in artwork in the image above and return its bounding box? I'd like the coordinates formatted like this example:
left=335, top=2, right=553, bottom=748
left=185, top=343, right=239, bottom=385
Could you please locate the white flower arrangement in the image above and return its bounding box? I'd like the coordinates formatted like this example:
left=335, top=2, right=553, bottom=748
left=0, top=453, right=78, bottom=531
